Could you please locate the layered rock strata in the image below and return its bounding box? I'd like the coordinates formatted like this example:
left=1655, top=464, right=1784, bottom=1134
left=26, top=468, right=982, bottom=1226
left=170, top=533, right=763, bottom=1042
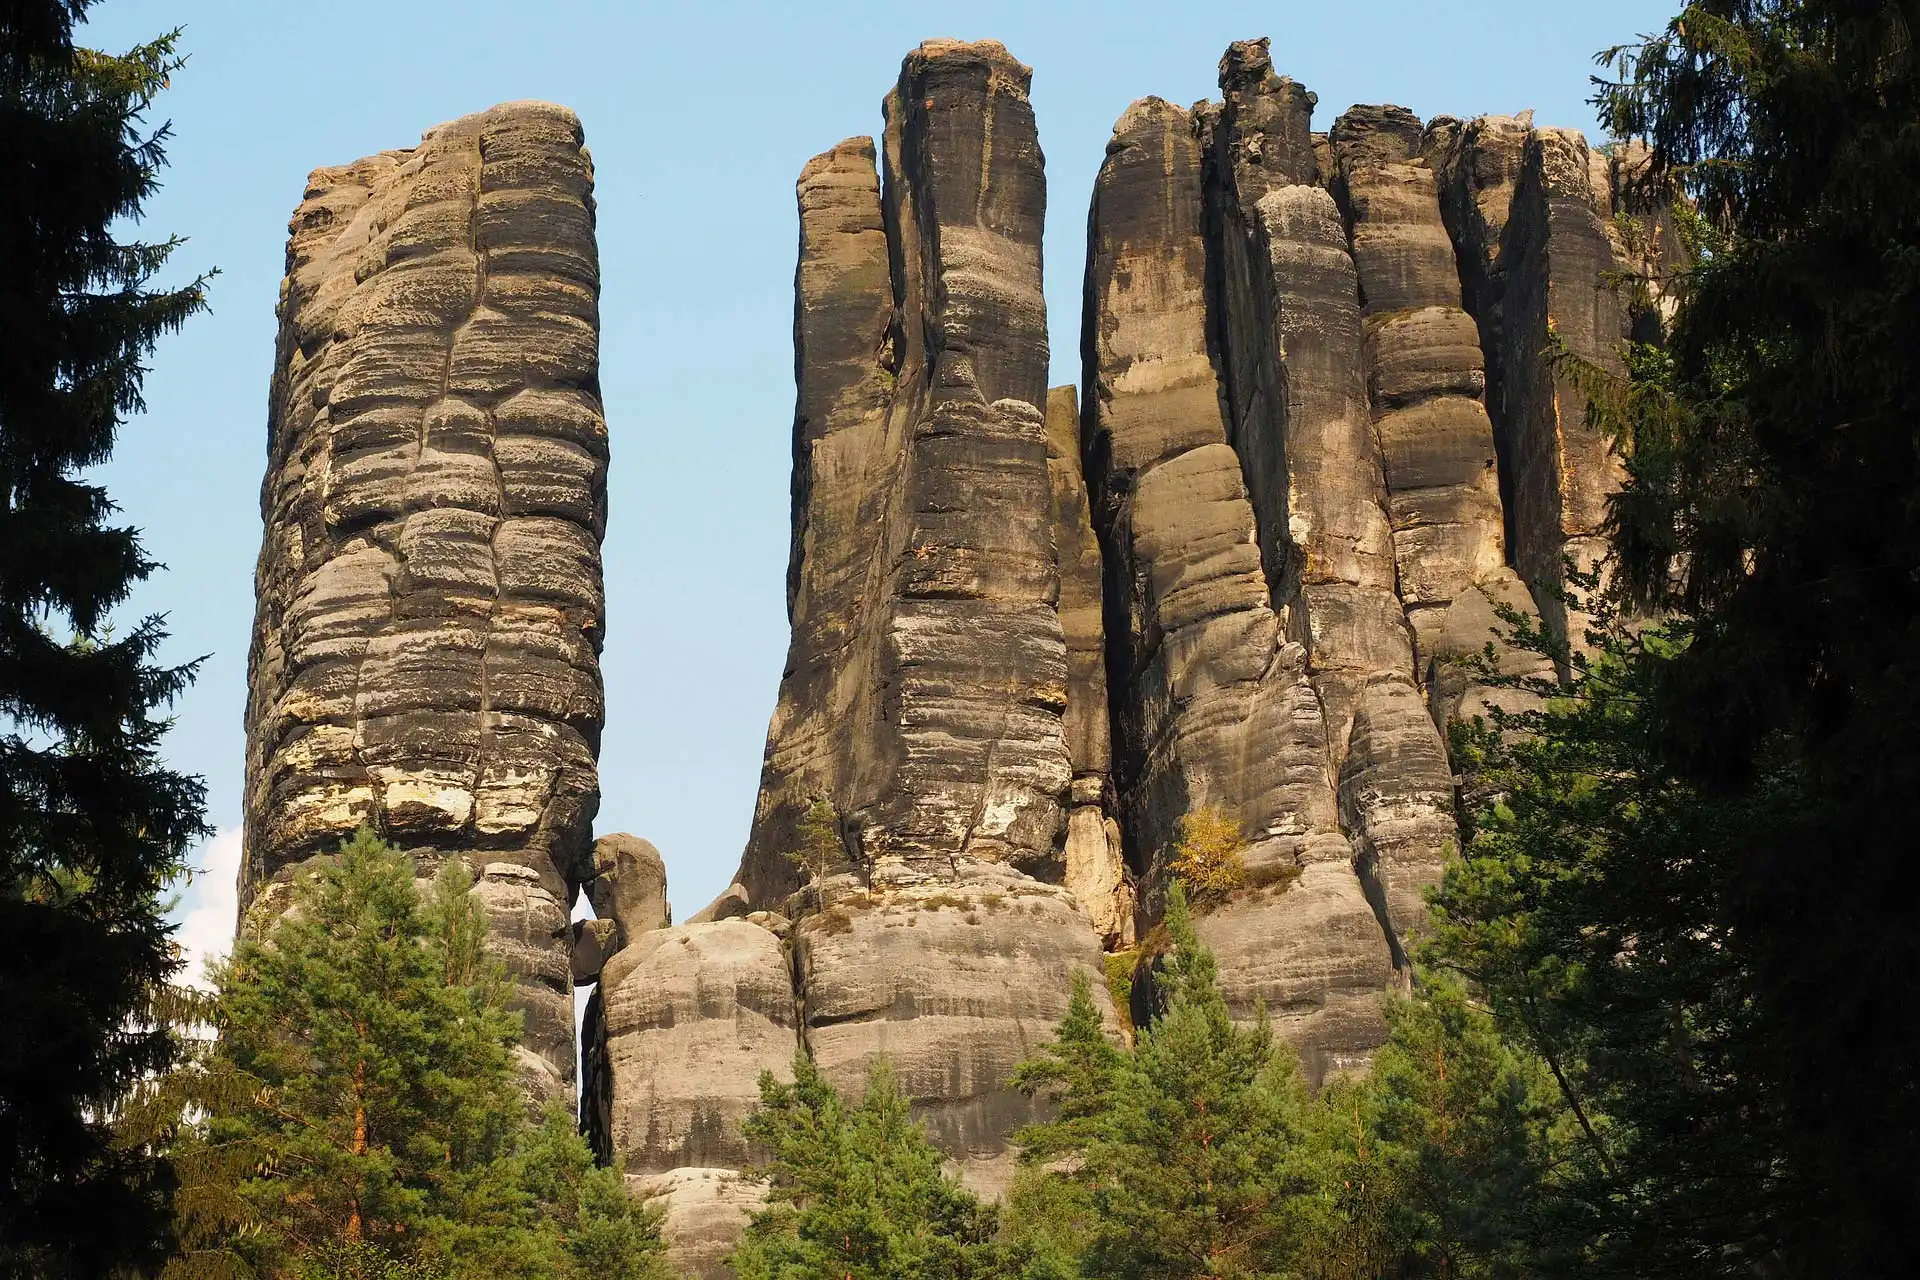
left=1081, top=95, right=1391, bottom=1075
left=1198, top=43, right=1458, bottom=969
left=592, top=44, right=1111, bottom=1264
left=1047, top=385, right=1133, bottom=949
left=1327, top=105, right=1552, bottom=723
left=242, top=102, right=605, bottom=1101
left=1428, top=114, right=1643, bottom=646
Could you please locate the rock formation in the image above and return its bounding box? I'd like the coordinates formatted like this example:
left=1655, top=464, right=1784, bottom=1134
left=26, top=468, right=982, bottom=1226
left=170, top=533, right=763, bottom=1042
left=578, top=36, right=1652, bottom=1272
left=582, top=40, right=1113, bottom=1271
left=1081, top=94, right=1391, bottom=1074
left=240, top=38, right=1662, bottom=1280
left=1427, top=112, right=1657, bottom=648
left=1326, top=105, right=1554, bottom=726
left=242, top=101, right=606, bottom=1102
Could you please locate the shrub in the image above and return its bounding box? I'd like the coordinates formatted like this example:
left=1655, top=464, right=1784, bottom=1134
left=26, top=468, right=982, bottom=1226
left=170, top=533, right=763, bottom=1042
left=1167, top=807, right=1247, bottom=905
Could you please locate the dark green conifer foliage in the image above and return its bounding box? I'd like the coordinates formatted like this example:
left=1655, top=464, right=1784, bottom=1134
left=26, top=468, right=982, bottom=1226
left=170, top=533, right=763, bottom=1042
left=731, top=1054, right=1007, bottom=1280
left=1013, top=885, right=1322, bottom=1280
left=1433, top=595, right=1820, bottom=1275
left=152, top=831, right=663, bottom=1280
left=1350, top=985, right=1568, bottom=1278
left=1, top=2, right=212, bottom=1273
left=1587, top=4, right=1920, bottom=1267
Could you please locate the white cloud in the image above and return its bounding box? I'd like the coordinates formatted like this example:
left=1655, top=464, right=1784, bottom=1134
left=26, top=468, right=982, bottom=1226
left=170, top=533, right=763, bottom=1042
left=170, top=827, right=242, bottom=989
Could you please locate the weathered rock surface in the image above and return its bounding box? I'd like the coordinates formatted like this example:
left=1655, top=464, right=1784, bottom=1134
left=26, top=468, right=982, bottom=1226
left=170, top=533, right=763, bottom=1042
left=1327, top=105, right=1553, bottom=725
left=1430, top=114, right=1640, bottom=647
left=1082, top=93, right=1392, bottom=1076
left=232, top=46, right=1668, bottom=1279
left=1047, top=385, right=1133, bottom=948
left=630, top=1168, right=768, bottom=1280
left=737, top=40, right=1068, bottom=898
left=598, top=919, right=796, bottom=1175
left=595, top=40, right=1110, bottom=1257
left=242, top=101, right=605, bottom=1101
left=1202, top=46, right=1457, bottom=967
left=589, top=832, right=670, bottom=946
left=798, top=865, right=1112, bottom=1194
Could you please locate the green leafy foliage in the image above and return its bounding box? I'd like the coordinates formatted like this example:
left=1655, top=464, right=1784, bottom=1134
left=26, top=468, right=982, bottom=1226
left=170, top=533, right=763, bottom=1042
left=731, top=1054, right=1010, bottom=1280
left=1166, top=808, right=1248, bottom=907
left=1, top=4, right=214, bottom=1273
left=786, top=799, right=843, bottom=882
left=144, top=831, right=664, bottom=1280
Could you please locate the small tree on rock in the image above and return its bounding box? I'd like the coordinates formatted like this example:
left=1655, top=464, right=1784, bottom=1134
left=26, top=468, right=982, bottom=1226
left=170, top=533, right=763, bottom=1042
left=1168, top=808, right=1247, bottom=906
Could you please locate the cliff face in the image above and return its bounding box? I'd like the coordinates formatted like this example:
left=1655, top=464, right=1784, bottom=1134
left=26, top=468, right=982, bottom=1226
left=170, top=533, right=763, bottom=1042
left=243, top=39, right=1664, bottom=1280
left=1081, top=94, right=1390, bottom=1075
left=242, top=101, right=606, bottom=1103
left=580, top=42, right=1114, bottom=1270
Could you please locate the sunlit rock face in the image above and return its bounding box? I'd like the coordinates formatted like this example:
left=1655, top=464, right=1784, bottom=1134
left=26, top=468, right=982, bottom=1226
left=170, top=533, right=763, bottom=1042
left=591, top=44, right=1112, bottom=1261
left=236, top=39, right=1674, bottom=1280
left=242, top=101, right=606, bottom=1103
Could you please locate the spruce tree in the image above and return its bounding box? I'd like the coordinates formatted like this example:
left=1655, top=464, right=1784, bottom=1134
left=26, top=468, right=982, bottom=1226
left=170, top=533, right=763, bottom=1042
left=1, top=3, right=211, bottom=1274
left=732, top=1055, right=1009, bottom=1280
left=1433, top=599, right=1806, bottom=1275
left=1588, top=4, right=1920, bottom=1267
left=156, top=830, right=663, bottom=1280
left=1014, top=886, right=1323, bottom=1280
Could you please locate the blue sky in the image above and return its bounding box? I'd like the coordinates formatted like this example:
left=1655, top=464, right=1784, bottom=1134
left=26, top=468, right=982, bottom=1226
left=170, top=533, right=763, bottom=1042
left=76, top=0, right=1677, bottom=974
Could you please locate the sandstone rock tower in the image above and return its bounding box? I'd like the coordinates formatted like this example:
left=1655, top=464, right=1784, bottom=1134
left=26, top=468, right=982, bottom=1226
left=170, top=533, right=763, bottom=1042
left=579, top=40, right=1116, bottom=1275
left=240, top=37, right=1673, bottom=1280
left=242, top=102, right=607, bottom=1102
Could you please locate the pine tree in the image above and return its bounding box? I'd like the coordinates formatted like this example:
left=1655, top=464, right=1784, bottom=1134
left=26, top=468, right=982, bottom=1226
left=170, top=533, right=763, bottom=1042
left=152, top=830, right=663, bottom=1280
left=732, top=1054, right=1010, bottom=1280
left=1353, top=983, right=1569, bottom=1278
left=1, top=3, right=212, bottom=1274
left=1010, top=971, right=1124, bottom=1164
left=1012, top=885, right=1324, bottom=1280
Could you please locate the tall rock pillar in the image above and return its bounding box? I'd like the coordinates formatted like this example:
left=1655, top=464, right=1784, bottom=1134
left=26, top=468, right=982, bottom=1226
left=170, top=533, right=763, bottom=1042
left=594, top=45, right=1111, bottom=1242
left=1430, top=116, right=1638, bottom=647
left=243, top=102, right=607, bottom=1101
left=1199, top=42, right=1457, bottom=967
left=1328, top=105, right=1552, bottom=724
left=1083, top=95, right=1393, bottom=1079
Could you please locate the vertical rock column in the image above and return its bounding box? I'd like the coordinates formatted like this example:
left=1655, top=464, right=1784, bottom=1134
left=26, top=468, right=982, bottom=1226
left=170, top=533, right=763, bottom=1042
left=599, top=42, right=1110, bottom=1219
left=1431, top=117, right=1633, bottom=646
left=1083, top=95, right=1392, bottom=1079
left=1047, top=385, right=1133, bottom=949
left=1328, top=105, right=1550, bottom=724
left=1201, top=43, right=1456, bottom=965
left=789, top=41, right=1107, bottom=1197
left=243, top=103, right=606, bottom=1101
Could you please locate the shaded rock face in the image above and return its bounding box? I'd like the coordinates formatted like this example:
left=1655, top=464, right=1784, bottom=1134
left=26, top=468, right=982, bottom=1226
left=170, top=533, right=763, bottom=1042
left=242, top=101, right=605, bottom=1101
left=1199, top=48, right=1458, bottom=976
left=1080, top=94, right=1389, bottom=1074
left=1047, top=385, right=1134, bottom=949
left=1326, top=105, right=1553, bottom=728
left=1429, top=115, right=1660, bottom=648
left=738, top=40, right=1066, bottom=902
